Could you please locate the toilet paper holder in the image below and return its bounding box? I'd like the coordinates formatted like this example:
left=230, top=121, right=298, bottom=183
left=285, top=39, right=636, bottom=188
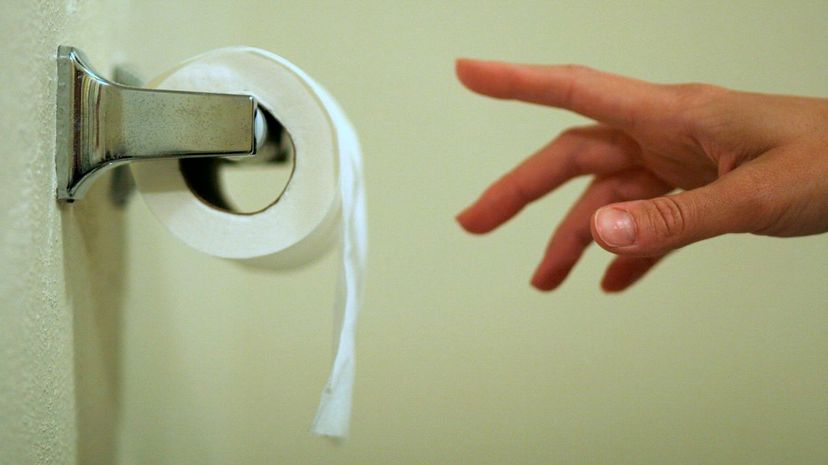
left=55, top=45, right=283, bottom=202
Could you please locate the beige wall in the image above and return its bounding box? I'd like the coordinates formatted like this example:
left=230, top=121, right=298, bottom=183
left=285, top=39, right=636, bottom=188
left=2, top=1, right=827, bottom=464
left=0, top=1, right=128, bottom=464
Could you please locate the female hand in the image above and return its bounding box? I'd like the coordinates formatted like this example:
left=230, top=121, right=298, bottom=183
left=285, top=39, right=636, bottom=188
left=455, top=59, right=828, bottom=292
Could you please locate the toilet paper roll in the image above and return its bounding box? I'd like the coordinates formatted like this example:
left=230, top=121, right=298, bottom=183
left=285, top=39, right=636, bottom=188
left=130, top=47, right=367, bottom=438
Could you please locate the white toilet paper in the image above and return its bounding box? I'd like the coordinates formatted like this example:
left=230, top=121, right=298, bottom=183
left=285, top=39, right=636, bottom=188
left=130, top=47, right=367, bottom=438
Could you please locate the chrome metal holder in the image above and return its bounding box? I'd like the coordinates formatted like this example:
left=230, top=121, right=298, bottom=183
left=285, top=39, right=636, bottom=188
left=55, top=45, right=260, bottom=201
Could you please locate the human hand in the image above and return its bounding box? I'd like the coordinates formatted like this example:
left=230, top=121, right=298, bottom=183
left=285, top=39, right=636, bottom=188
left=455, top=59, right=828, bottom=292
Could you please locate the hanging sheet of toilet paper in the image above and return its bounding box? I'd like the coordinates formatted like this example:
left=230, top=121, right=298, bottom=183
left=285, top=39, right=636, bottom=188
left=130, top=47, right=367, bottom=438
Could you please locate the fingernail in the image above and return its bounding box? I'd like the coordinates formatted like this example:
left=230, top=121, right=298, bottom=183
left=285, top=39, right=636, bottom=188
left=595, top=208, right=636, bottom=247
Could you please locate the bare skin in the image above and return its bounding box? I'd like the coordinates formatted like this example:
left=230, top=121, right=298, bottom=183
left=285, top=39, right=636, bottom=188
left=455, top=59, right=828, bottom=292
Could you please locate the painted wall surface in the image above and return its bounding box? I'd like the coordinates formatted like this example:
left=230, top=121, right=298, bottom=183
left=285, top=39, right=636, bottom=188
left=115, top=2, right=828, bottom=464
left=2, top=1, right=827, bottom=464
left=0, top=1, right=127, bottom=464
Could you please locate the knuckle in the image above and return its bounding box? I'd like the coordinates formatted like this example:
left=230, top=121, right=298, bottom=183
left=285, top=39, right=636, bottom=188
left=558, top=127, right=593, bottom=176
left=646, top=196, right=689, bottom=240
left=499, top=176, right=535, bottom=206
left=560, top=65, right=594, bottom=107
left=670, top=83, right=732, bottom=138
left=670, top=83, right=731, bottom=120
left=673, top=83, right=728, bottom=104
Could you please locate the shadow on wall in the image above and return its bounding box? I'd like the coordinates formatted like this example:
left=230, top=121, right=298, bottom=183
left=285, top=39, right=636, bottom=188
left=61, top=174, right=128, bottom=465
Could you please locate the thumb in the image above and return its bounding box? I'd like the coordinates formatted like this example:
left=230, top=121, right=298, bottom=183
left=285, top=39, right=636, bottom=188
left=590, top=177, right=761, bottom=256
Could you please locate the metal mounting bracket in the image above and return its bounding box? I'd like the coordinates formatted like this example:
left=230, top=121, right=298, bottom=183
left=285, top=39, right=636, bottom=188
left=55, top=45, right=260, bottom=201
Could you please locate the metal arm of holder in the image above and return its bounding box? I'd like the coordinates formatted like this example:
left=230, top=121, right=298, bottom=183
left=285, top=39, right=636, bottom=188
left=55, top=45, right=264, bottom=201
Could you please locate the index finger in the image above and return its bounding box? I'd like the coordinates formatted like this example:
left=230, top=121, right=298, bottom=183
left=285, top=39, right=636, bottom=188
left=455, top=59, right=672, bottom=127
